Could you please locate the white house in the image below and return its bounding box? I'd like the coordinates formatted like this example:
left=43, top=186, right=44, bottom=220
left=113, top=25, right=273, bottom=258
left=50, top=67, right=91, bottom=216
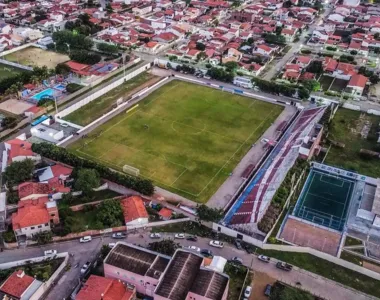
left=2, top=139, right=41, bottom=172
left=346, top=74, right=368, bottom=97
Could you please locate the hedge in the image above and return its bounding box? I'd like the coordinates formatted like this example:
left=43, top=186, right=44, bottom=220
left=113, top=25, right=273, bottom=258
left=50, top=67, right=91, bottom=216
left=31, top=143, right=154, bottom=195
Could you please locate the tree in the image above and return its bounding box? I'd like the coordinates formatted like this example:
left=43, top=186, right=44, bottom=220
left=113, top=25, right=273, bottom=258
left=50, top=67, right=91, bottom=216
left=74, top=168, right=100, bottom=195
left=55, top=63, right=71, bottom=75
left=69, top=50, right=101, bottom=65
left=303, top=79, right=320, bottom=92
left=224, top=61, right=239, bottom=72
left=264, top=34, right=286, bottom=45
left=375, top=32, right=380, bottom=40
left=197, top=205, right=224, bottom=222
left=148, top=239, right=180, bottom=256
left=196, top=52, right=207, bottom=61
left=97, top=42, right=119, bottom=54
left=298, top=87, right=310, bottom=100
left=306, top=60, right=323, bottom=74
left=4, top=159, right=35, bottom=186
left=32, top=231, right=53, bottom=245
left=2, top=116, right=17, bottom=129
left=370, top=74, right=380, bottom=84
left=97, top=199, right=123, bottom=228
left=196, top=42, right=206, bottom=51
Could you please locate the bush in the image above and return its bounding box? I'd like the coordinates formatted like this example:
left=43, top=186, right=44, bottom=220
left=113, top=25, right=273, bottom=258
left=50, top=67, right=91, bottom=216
left=1, top=116, right=18, bottom=129
left=4, top=159, right=35, bottom=186
left=31, top=143, right=154, bottom=195
left=66, top=83, right=83, bottom=93
left=69, top=50, right=101, bottom=65
left=300, top=49, right=311, bottom=54
left=326, top=46, right=337, bottom=51
left=97, top=42, right=118, bottom=54
left=2, top=228, right=16, bottom=243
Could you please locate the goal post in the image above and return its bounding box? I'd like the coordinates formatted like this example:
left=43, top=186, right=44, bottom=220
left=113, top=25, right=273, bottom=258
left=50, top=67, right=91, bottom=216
left=123, top=165, right=140, bottom=176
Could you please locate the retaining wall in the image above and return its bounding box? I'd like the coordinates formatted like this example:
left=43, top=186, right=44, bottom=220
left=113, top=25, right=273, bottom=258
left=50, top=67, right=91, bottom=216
left=56, top=61, right=151, bottom=119
left=0, top=58, right=33, bottom=71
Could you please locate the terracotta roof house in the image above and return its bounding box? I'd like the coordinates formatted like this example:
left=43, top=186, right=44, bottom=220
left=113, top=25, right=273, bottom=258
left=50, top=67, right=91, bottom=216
left=18, top=179, right=70, bottom=201
left=0, top=270, right=43, bottom=300
left=120, top=196, right=149, bottom=226
left=12, top=197, right=59, bottom=239
left=159, top=207, right=173, bottom=220
left=346, top=74, right=368, bottom=97
left=2, top=138, right=41, bottom=172
left=76, top=275, right=136, bottom=300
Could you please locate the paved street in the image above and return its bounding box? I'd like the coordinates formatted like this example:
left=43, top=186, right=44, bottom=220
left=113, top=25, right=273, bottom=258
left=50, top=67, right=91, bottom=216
left=1, top=231, right=375, bottom=300
left=263, top=6, right=334, bottom=81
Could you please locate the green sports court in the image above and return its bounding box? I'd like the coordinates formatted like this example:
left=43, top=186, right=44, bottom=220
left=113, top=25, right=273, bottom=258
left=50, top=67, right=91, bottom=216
left=293, top=168, right=355, bottom=231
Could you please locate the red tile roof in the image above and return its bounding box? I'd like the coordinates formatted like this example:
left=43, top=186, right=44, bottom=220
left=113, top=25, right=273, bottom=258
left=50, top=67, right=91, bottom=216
left=348, top=74, right=368, bottom=88
left=0, top=270, right=35, bottom=298
left=297, top=55, right=311, bottom=65
left=65, top=61, right=89, bottom=71
left=12, top=197, right=51, bottom=229
left=76, top=275, right=135, bottom=300
left=121, top=196, right=148, bottom=223
left=18, top=179, right=70, bottom=200
left=5, top=139, right=35, bottom=164
left=159, top=207, right=173, bottom=219
left=50, top=164, right=73, bottom=180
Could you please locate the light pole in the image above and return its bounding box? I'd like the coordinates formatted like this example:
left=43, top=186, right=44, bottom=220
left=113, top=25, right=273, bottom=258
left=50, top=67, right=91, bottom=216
left=53, top=42, right=57, bottom=52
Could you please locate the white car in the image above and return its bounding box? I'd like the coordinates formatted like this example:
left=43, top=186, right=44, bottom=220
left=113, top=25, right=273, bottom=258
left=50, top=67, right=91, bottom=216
left=261, top=138, right=269, bottom=143
left=79, top=236, right=92, bottom=243
left=186, top=245, right=201, bottom=252
left=80, top=262, right=91, bottom=274
left=209, top=240, right=224, bottom=248
left=258, top=255, right=271, bottom=263
left=174, top=233, right=185, bottom=239
left=60, top=123, right=69, bottom=128
left=150, top=233, right=161, bottom=239
left=108, top=243, right=116, bottom=248
left=44, top=250, right=57, bottom=256
left=244, top=286, right=252, bottom=298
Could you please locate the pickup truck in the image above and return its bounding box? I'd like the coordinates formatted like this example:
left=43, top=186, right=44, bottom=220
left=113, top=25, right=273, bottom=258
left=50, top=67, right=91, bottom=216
left=276, top=262, right=293, bottom=271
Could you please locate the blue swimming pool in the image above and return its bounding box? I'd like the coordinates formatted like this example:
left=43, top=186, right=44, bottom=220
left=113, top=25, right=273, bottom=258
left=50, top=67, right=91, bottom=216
left=54, top=84, right=66, bottom=91
left=32, top=88, right=55, bottom=101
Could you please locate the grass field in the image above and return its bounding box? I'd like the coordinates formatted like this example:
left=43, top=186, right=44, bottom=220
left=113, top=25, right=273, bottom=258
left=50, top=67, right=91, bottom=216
left=64, top=72, right=158, bottom=126
left=325, top=108, right=380, bottom=177
left=4, top=47, right=69, bottom=69
left=0, top=63, right=26, bottom=80
left=294, top=170, right=354, bottom=231
left=70, top=80, right=283, bottom=202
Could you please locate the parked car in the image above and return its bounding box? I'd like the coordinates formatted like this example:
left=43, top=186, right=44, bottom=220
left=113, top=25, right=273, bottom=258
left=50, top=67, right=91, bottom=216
left=200, top=249, right=213, bottom=258
left=204, top=75, right=211, bottom=80
left=60, top=123, right=69, bottom=128
left=186, top=235, right=198, bottom=242
left=80, top=262, right=91, bottom=274
left=108, top=243, right=116, bottom=248
left=79, top=236, right=92, bottom=243
left=174, top=233, right=185, bottom=239
left=150, top=233, right=161, bottom=239
left=112, top=233, right=126, bottom=239
left=258, top=255, right=270, bottom=263
left=244, top=286, right=252, bottom=298
left=229, top=257, right=243, bottom=265
left=44, top=250, right=57, bottom=256
left=276, top=261, right=293, bottom=271
left=264, top=284, right=272, bottom=296
left=209, top=240, right=224, bottom=248
left=186, top=245, right=200, bottom=252
left=234, top=239, right=242, bottom=250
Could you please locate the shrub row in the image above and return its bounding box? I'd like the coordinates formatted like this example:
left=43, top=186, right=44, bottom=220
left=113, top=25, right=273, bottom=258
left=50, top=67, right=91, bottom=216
left=31, top=142, right=154, bottom=195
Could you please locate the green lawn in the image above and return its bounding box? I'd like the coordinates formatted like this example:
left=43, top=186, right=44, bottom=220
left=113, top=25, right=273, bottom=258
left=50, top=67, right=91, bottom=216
left=69, top=80, right=283, bottom=202
left=0, top=63, right=26, bottom=80
left=64, top=72, right=157, bottom=126
left=325, top=108, right=380, bottom=177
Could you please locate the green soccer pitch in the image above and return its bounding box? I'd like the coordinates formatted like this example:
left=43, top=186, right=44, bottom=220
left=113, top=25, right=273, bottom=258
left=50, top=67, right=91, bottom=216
left=69, top=80, right=283, bottom=202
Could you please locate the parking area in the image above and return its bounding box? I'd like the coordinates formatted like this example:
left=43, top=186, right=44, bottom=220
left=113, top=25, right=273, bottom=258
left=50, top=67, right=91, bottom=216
left=250, top=271, right=276, bottom=300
